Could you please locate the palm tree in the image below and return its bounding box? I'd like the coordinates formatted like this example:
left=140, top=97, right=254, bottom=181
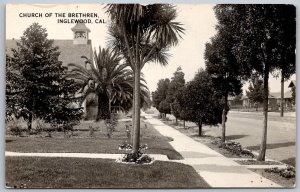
left=67, top=46, right=150, bottom=120
left=106, top=4, right=184, bottom=153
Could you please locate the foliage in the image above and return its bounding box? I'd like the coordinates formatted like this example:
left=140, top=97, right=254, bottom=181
left=7, top=22, right=82, bottom=130
left=152, top=78, right=170, bottom=115
left=265, top=166, right=296, bottom=178
left=117, top=144, right=153, bottom=164
left=168, top=67, right=185, bottom=122
left=216, top=4, right=296, bottom=161
left=211, top=138, right=255, bottom=158
left=104, top=112, right=119, bottom=138
left=246, top=77, right=264, bottom=106
left=205, top=8, right=247, bottom=142
left=5, top=55, right=25, bottom=121
left=67, top=47, right=151, bottom=120
left=176, top=69, right=223, bottom=135
left=106, top=4, right=184, bottom=153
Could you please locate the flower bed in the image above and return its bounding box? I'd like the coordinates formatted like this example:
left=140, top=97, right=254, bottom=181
left=117, top=143, right=153, bottom=164
left=265, top=166, right=296, bottom=178
left=235, top=159, right=282, bottom=165
left=211, top=138, right=255, bottom=158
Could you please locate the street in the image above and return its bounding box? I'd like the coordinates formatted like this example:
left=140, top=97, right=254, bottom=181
left=202, top=111, right=296, bottom=166
left=160, top=110, right=296, bottom=166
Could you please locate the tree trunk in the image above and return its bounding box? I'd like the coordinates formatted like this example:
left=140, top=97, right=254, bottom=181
left=257, top=68, right=269, bottom=161
left=198, top=119, right=202, bottom=136
left=280, top=71, right=284, bottom=117
left=96, top=93, right=110, bottom=121
left=131, top=74, right=135, bottom=144
left=183, top=120, right=185, bottom=129
left=221, top=94, right=228, bottom=143
left=27, top=112, right=33, bottom=131
left=175, top=118, right=178, bottom=125
left=132, top=66, right=141, bottom=154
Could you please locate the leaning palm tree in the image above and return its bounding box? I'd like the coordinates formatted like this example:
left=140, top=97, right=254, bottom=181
left=67, top=46, right=150, bottom=120
left=106, top=4, right=184, bottom=153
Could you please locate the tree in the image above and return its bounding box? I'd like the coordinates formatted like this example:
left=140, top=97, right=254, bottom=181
left=8, top=23, right=82, bottom=130
left=176, top=69, right=223, bottom=135
left=45, top=70, right=83, bottom=129
left=246, top=77, right=264, bottom=111
left=6, top=54, right=25, bottom=121
left=221, top=5, right=296, bottom=161
left=205, top=21, right=244, bottom=143
left=67, top=47, right=150, bottom=120
left=106, top=4, right=184, bottom=154
left=276, top=6, right=296, bottom=117
left=152, top=78, right=170, bottom=117
left=168, top=66, right=185, bottom=124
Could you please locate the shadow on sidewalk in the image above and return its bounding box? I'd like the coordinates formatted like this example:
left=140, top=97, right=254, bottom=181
left=193, top=164, right=249, bottom=174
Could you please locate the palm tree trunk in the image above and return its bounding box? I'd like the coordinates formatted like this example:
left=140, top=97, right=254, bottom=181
left=131, top=75, right=135, bottom=144
left=132, top=66, right=141, bottom=154
left=280, top=71, right=284, bottom=117
left=97, top=93, right=110, bottom=120
left=257, top=67, right=269, bottom=161
left=221, top=94, right=228, bottom=143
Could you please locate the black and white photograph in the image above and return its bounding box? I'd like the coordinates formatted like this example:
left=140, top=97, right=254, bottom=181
left=4, top=3, right=296, bottom=189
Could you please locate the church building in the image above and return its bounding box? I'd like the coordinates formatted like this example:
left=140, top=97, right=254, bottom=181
left=6, top=23, right=97, bottom=120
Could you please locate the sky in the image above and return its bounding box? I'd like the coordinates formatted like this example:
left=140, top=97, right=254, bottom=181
left=6, top=3, right=296, bottom=94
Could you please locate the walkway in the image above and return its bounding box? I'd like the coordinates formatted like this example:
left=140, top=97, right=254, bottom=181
left=143, top=114, right=281, bottom=188
left=5, top=151, right=169, bottom=161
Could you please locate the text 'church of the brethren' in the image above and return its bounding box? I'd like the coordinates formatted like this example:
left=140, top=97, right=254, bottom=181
left=6, top=23, right=99, bottom=120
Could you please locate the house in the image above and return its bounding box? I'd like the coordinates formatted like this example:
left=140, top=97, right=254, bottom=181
left=288, top=80, right=296, bottom=88
left=241, top=90, right=293, bottom=111
left=6, top=23, right=97, bottom=119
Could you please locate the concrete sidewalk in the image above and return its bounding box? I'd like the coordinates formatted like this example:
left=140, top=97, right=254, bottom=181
left=143, top=114, right=281, bottom=188
left=5, top=151, right=169, bottom=161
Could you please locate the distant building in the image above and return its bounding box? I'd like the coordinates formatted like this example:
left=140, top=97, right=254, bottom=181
left=288, top=80, right=296, bottom=88
left=6, top=23, right=97, bottom=120
left=241, top=90, right=293, bottom=111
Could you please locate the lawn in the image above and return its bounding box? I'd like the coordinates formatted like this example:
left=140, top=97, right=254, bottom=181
left=6, top=119, right=183, bottom=160
left=6, top=156, right=210, bottom=188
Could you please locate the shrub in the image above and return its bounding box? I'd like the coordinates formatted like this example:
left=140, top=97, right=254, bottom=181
left=265, top=166, right=296, bottom=178
left=211, top=137, right=255, bottom=158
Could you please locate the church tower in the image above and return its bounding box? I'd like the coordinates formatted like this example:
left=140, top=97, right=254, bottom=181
left=71, top=23, right=91, bottom=45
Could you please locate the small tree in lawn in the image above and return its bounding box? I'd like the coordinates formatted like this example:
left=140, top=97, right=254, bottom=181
left=152, top=78, right=170, bottom=118
left=173, top=87, right=190, bottom=129
left=177, top=69, right=223, bottom=135
left=8, top=22, right=83, bottom=131
left=9, top=23, right=70, bottom=130
left=45, top=74, right=83, bottom=134
left=246, top=77, right=264, bottom=111
left=168, top=66, right=185, bottom=125
left=205, top=26, right=244, bottom=143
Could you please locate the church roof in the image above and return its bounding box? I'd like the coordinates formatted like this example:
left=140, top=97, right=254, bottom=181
left=6, top=39, right=93, bottom=67
left=71, top=23, right=91, bottom=32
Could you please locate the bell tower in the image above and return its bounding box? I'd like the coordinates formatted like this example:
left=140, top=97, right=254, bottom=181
left=71, top=23, right=91, bottom=45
